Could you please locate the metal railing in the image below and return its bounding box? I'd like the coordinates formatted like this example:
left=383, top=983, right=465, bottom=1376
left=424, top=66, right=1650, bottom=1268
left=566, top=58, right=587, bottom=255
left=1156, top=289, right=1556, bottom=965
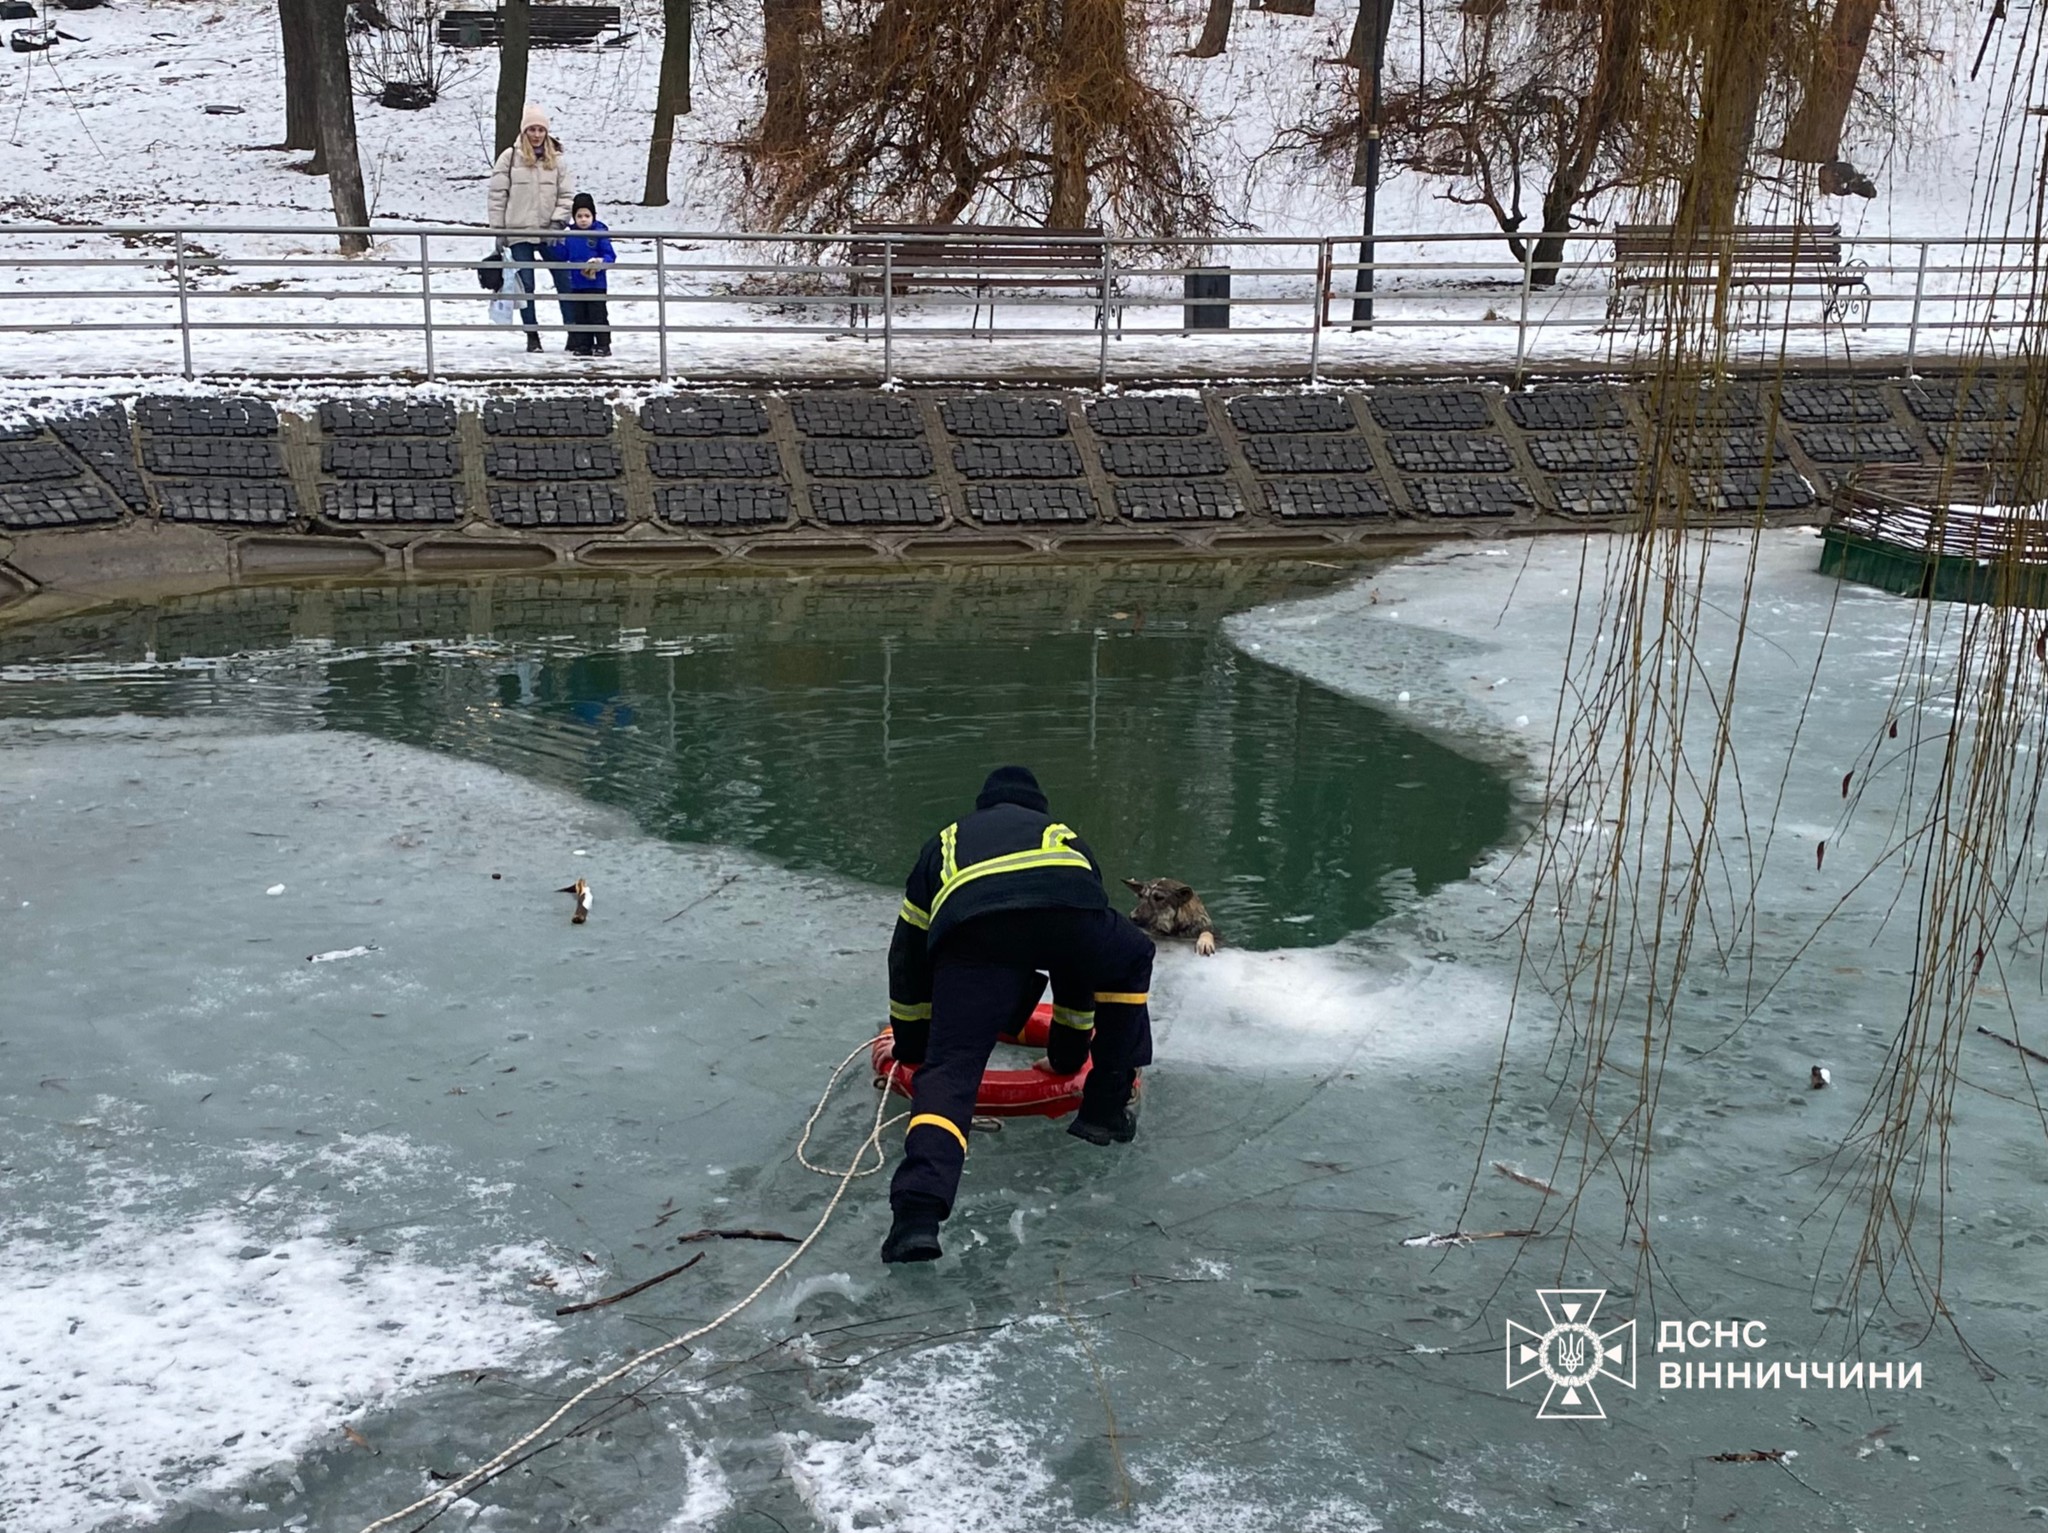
left=0, top=223, right=2041, bottom=385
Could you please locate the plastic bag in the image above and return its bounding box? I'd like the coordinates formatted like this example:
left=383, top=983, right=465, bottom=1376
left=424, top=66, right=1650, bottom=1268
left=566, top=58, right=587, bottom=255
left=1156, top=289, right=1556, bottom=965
left=488, top=296, right=517, bottom=326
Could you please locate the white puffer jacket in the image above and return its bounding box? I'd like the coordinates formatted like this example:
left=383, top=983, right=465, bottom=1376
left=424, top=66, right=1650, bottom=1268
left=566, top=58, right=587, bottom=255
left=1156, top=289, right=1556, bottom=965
left=488, top=139, right=574, bottom=234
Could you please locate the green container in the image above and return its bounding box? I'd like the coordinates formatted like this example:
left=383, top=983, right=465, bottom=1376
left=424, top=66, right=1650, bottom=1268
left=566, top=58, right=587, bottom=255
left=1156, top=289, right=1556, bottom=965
left=1819, top=525, right=2048, bottom=608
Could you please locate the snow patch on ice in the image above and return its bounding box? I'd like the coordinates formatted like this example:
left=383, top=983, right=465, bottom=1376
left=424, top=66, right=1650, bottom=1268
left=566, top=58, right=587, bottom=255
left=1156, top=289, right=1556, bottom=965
left=772, top=1270, right=866, bottom=1320
left=785, top=1338, right=1066, bottom=1533
left=661, top=1438, right=736, bottom=1530
left=786, top=1329, right=1379, bottom=1533
left=0, top=1207, right=558, bottom=1533
left=1151, top=940, right=1517, bottom=1068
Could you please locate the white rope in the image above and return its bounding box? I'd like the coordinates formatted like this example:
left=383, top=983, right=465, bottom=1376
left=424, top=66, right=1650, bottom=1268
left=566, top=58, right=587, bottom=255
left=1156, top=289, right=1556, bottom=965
left=357, top=1035, right=898, bottom=1533
left=798, top=1041, right=909, bottom=1176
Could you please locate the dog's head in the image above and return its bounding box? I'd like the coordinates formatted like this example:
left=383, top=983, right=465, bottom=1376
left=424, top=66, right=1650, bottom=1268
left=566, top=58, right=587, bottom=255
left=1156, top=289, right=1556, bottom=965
left=1124, top=876, right=1205, bottom=936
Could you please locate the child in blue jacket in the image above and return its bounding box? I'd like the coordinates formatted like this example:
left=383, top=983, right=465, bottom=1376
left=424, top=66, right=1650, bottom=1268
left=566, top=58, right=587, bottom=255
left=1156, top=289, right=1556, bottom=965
left=553, top=192, right=616, bottom=357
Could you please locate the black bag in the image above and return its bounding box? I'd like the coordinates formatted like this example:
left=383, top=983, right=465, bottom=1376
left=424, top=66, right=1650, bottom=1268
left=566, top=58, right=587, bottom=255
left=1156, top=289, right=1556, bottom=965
left=477, top=249, right=506, bottom=293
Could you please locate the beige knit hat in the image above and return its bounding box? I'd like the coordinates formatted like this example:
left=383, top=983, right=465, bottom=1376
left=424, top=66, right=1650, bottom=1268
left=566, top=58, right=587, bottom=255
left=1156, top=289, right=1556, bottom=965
left=520, top=103, right=550, bottom=132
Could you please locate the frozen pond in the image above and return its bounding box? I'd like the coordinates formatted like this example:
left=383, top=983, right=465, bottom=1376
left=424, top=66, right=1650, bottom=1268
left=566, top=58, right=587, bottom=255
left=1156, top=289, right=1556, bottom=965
left=1, top=543, right=2043, bottom=1532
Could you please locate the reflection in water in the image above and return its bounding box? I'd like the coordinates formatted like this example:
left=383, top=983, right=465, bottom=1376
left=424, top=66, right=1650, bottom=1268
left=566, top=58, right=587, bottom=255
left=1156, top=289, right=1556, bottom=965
left=0, top=564, right=1515, bottom=947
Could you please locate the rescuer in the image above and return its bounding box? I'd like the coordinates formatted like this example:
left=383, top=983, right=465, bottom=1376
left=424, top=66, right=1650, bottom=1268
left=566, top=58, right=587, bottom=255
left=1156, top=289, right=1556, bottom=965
left=880, top=765, right=1154, bottom=1264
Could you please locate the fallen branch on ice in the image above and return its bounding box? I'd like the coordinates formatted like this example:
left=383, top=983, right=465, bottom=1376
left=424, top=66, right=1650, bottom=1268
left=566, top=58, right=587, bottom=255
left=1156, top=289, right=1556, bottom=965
left=674, top=1226, right=801, bottom=1245
left=1974, top=1025, right=2048, bottom=1067
left=1400, top=1228, right=1539, bottom=1248
left=1491, top=1161, right=1560, bottom=1196
left=556, top=1253, right=704, bottom=1316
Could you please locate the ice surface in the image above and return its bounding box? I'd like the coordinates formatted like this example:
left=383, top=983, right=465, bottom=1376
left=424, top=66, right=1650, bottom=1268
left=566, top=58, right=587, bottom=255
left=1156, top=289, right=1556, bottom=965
left=2, top=540, right=2045, bottom=1531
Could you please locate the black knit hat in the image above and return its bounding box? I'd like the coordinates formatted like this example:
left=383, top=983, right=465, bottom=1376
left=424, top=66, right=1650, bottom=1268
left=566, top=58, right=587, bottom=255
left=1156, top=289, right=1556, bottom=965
left=571, top=192, right=596, bottom=215
left=976, top=765, right=1048, bottom=813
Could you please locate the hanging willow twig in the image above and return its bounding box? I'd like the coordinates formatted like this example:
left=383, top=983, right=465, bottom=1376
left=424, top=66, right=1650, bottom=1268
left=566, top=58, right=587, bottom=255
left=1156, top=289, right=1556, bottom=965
left=1449, top=0, right=2048, bottom=1376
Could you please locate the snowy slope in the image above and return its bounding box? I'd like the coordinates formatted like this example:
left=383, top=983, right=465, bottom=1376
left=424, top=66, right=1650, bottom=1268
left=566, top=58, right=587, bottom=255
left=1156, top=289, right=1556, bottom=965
left=0, top=0, right=2040, bottom=380
left=2, top=0, right=2033, bottom=239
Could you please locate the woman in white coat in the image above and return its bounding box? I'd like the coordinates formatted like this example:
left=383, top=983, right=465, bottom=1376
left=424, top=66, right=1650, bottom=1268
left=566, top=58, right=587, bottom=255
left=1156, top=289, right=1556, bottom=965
left=488, top=104, right=575, bottom=352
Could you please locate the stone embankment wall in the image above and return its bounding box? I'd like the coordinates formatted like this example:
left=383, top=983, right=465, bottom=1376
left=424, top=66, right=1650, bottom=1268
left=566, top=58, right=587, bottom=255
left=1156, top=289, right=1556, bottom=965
left=0, top=377, right=2022, bottom=607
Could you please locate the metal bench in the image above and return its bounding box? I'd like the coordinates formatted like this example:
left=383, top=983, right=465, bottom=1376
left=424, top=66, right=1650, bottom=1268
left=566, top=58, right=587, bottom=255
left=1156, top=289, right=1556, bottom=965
left=847, top=223, right=1124, bottom=335
left=1609, top=223, right=1868, bottom=327
left=437, top=5, right=621, bottom=48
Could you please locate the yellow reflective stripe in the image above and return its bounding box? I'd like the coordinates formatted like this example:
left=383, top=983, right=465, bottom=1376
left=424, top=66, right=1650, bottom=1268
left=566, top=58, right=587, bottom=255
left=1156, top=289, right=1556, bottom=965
left=929, top=846, right=1094, bottom=920
left=908, top=1113, right=969, bottom=1152
left=1094, top=991, right=1149, bottom=1005
left=898, top=898, right=931, bottom=931
left=924, top=820, right=1093, bottom=923
left=889, top=1000, right=932, bottom=1023
left=929, top=851, right=1095, bottom=919
left=1050, top=1005, right=1095, bottom=1031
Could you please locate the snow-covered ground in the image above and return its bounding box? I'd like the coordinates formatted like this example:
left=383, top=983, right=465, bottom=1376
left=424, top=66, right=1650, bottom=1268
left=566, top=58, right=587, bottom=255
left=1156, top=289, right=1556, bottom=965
left=0, top=0, right=2041, bottom=381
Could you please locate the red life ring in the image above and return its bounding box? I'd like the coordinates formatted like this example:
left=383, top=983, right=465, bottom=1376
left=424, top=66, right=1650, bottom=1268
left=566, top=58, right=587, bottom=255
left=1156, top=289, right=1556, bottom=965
left=872, top=1002, right=1112, bottom=1119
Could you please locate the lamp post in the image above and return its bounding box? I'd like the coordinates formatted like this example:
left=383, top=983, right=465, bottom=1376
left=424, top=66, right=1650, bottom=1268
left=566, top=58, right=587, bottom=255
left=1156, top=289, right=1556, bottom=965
left=1350, top=0, right=1393, bottom=330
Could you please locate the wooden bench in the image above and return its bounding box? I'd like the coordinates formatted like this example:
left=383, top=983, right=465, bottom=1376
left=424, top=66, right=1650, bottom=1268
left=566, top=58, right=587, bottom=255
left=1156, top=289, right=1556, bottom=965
left=847, top=223, right=1123, bottom=334
left=437, top=5, right=621, bottom=48
left=1609, top=223, right=1868, bottom=327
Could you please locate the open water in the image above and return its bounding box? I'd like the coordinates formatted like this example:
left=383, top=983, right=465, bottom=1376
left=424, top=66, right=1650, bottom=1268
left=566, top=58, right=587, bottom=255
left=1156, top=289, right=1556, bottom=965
left=1, top=540, right=2043, bottom=1532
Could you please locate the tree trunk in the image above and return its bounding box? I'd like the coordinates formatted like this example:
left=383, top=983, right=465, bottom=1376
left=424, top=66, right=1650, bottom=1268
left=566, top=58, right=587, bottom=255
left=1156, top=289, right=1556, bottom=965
left=643, top=0, right=694, bottom=203
left=494, top=0, right=532, bottom=158
left=1188, top=0, right=1231, bottom=58
left=1348, top=0, right=1393, bottom=187
left=279, top=0, right=321, bottom=154
left=1677, top=0, right=1777, bottom=236
left=1344, top=0, right=1392, bottom=70
left=1530, top=0, right=1638, bottom=286
left=1778, top=0, right=1878, bottom=163
left=312, top=0, right=370, bottom=253
left=761, top=0, right=817, bottom=154
left=1048, top=111, right=1089, bottom=228
left=1048, top=0, right=1126, bottom=227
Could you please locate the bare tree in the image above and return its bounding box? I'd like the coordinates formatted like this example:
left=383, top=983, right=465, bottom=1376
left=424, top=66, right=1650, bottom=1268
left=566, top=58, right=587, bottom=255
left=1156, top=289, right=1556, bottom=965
left=312, top=0, right=371, bottom=253
left=1379, top=1, right=1684, bottom=285
left=733, top=0, right=1218, bottom=235
left=644, top=0, right=694, bottom=203
left=1187, top=0, right=1232, bottom=60
left=1778, top=0, right=1879, bottom=163
left=1530, top=0, right=1639, bottom=277
left=494, top=0, right=532, bottom=157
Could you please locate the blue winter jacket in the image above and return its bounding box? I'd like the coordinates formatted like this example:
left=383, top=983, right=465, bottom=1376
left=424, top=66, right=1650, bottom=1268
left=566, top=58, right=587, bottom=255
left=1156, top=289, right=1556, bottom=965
left=552, top=222, right=616, bottom=292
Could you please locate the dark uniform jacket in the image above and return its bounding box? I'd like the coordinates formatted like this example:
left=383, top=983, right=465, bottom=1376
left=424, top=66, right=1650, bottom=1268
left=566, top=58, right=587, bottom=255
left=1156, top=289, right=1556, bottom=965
left=886, top=801, right=1109, bottom=1047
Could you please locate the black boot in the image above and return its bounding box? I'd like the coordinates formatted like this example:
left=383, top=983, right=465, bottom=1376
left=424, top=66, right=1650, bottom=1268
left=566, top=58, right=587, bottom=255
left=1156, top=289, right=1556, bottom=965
left=1068, top=1101, right=1139, bottom=1145
left=1069, top=1069, right=1139, bottom=1145
left=526, top=332, right=543, bottom=353
left=881, top=1195, right=946, bottom=1264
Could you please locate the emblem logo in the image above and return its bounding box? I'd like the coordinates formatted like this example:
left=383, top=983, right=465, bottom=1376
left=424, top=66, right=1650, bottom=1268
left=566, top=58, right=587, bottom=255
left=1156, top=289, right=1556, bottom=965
left=1505, top=1289, right=1636, bottom=1419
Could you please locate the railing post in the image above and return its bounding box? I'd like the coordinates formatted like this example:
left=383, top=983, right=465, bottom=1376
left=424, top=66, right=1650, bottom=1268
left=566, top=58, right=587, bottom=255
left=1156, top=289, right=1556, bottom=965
left=1308, top=239, right=1328, bottom=385
left=1097, top=238, right=1113, bottom=390
left=1904, top=240, right=1930, bottom=376
left=174, top=229, right=194, bottom=380
left=881, top=236, right=895, bottom=385
left=1514, top=239, right=1536, bottom=384
left=417, top=232, right=436, bottom=379
left=656, top=237, right=670, bottom=380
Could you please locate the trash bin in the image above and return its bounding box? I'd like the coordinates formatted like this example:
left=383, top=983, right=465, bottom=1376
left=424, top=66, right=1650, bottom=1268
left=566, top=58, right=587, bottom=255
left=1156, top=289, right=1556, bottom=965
left=1184, top=268, right=1231, bottom=330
